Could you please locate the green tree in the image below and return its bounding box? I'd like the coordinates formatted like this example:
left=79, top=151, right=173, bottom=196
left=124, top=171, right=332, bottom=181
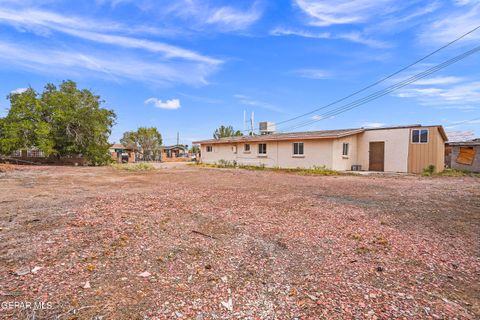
left=121, top=127, right=162, bottom=161
left=213, top=125, right=243, bottom=139
left=0, top=80, right=116, bottom=165
left=120, top=131, right=139, bottom=151
left=190, top=144, right=200, bottom=154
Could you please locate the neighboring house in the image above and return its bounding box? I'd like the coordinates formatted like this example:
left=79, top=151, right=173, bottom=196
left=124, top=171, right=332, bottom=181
left=445, top=139, right=480, bottom=172
left=193, top=124, right=447, bottom=173
left=161, top=145, right=188, bottom=158
left=109, top=144, right=135, bottom=163
left=159, top=145, right=191, bottom=162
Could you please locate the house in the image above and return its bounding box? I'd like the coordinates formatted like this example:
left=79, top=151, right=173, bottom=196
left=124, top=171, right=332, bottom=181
left=445, top=139, right=480, bottom=172
left=193, top=124, right=447, bottom=173
left=160, top=145, right=188, bottom=158
left=109, top=144, right=135, bottom=163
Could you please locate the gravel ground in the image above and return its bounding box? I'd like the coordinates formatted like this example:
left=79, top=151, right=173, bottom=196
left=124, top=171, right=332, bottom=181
left=0, top=165, right=479, bottom=319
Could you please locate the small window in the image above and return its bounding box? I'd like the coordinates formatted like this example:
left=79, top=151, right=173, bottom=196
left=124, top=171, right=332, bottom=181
left=412, top=129, right=428, bottom=143
left=293, top=142, right=304, bottom=155
left=206, top=146, right=213, bottom=152
left=342, top=143, right=349, bottom=156
left=258, top=143, right=267, bottom=155
left=244, top=144, right=250, bottom=152
left=232, top=146, right=237, bottom=154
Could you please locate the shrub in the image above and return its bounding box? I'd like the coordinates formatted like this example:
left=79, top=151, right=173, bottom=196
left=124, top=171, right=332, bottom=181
left=422, top=165, right=435, bottom=176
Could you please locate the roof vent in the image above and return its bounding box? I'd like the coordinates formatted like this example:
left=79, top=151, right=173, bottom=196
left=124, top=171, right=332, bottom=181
left=259, top=122, right=276, bottom=135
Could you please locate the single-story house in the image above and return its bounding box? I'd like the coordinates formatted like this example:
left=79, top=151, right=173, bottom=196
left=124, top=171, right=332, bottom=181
left=109, top=144, right=135, bottom=163
left=193, top=124, right=447, bottom=173
left=161, top=145, right=188, bottom=158
left=445, top=139, right=480, bottom=172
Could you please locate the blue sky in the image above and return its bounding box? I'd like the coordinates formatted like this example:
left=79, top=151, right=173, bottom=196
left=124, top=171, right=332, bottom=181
left=0, top=0, right=479, bottom=146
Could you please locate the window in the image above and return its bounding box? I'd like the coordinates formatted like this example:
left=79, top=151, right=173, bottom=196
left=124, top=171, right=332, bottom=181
left=206, top=146, right=213, bottom=152
left=244, top=144, right=251, bottom=152
left=293, top=142, right=304, bottom=155
left=342, top=143, right=349, bottom=156
left=258, top=143, right=267, bottom=155
left=232, top=146, right=237, bottom=154
left=412, top=129, right=428, bottom=143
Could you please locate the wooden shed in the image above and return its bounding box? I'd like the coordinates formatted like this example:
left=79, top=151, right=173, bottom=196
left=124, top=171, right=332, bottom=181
left=446, top=140, right=480, bottom=173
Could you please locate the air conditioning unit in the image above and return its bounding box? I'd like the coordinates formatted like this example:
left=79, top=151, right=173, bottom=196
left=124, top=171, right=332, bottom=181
left=259, top=122, right=276, bottom=135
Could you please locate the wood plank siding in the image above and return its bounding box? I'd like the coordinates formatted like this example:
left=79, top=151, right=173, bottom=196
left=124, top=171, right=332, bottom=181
left=408, top=126, right=446, bottom=173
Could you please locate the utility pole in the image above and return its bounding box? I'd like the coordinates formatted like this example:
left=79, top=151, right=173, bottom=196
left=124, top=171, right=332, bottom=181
left=177, top=132, right=179, bottom=146
left=250, top=112, right=254, bottom=135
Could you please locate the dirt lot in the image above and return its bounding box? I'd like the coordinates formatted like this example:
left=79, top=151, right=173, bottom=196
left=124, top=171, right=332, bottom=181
left=0, top=165, right=479, bottom=319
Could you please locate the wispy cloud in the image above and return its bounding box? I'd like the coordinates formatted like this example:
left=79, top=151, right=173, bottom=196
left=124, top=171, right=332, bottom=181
left=0, top=40, right=216, bottom=86
left=0, top=8, right=220, bottom=65
left=294, top=0, right=397, bottom=27
left=445, top=119, right=480, bottom=129
left=293, top=68, right=330, bottom=79
left=270, top=27, right=390, bottom=48
left=0, top=6, right=222, bottom=86
left=418, top=2, right=480, bottom=45
left=131, top=0, right=263, bottom=32
left=394, top=75, right=480, bottom=110
left=233, top=94, right=283, bottom=113
left=445, top=130, right=475, bottom=141
left=145, top=98, right=181, bottom=110
left=206, top=4, right=262, bottom=31
left=415, top=76, right=464, bottom=86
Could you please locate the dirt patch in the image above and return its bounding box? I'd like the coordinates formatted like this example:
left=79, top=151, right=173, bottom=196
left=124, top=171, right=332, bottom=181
left=0, top=166, right=478, bottom=319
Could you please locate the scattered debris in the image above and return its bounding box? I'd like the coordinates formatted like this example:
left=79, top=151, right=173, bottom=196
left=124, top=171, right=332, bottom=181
left=138, top=271, right=151, bottom=278
left=31, top=266, right=43, bottom=274
left=221, top=297, right=233, bottom=311
left=14, top=267, right=31, bottom=276
left=83, top=281, right=91, bottom=289
left=191, top=230, right=218, bottom=240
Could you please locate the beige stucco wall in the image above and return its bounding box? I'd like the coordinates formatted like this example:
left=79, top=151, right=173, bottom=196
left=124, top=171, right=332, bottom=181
left=357, top=128, right=410, bottom=172
left=331, top=135, right=358, bottom=171
left=201, top=139, right=338, bottom=169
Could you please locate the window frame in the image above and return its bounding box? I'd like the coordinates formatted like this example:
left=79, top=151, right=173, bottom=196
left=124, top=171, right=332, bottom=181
left=342, top=142, right=349, bottom=156
left=206, top=145, right=213, bottom=152
left=258, top=143, right=267, bottom=156
left=292, top=142, right=304, bottom=157
left=412, top=129, right=429, bottom=144
left=244, top=143, right=251, bottom=153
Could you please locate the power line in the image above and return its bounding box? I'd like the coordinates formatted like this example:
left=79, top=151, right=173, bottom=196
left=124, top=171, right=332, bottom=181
left=448, top=117, right=480, bottom=126
left=273, top=25, right=480, bottom=127
left=278, top=45, right=480, bottom=132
